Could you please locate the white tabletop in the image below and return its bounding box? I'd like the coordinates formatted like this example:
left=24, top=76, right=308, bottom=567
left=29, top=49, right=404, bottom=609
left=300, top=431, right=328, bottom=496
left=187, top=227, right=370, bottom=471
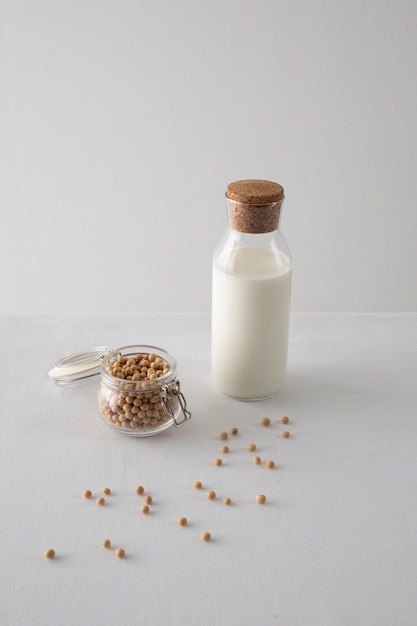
left=1, top=313, right=416, bottom=626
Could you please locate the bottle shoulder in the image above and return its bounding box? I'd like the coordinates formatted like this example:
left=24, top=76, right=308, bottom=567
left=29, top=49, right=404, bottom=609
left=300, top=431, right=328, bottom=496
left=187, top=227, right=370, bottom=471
left=213, top=229, right=292, bottom=270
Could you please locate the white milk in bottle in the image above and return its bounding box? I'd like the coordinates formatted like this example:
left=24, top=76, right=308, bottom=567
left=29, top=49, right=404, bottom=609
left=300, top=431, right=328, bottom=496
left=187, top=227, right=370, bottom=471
left=211, top=180, right=292, bottom=400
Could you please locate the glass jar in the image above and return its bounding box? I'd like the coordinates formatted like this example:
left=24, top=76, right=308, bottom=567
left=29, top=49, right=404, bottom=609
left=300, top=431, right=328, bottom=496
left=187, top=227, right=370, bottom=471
left=48, top=344, right=191, bottom=437
left=211, top=179, right=292, bottom=400
left=99, top=345, right=191, bottom=436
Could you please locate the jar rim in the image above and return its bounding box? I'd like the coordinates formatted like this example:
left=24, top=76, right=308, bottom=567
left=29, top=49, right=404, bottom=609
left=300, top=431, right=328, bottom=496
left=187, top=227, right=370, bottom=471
left=100, top=344, right=177, bottom=391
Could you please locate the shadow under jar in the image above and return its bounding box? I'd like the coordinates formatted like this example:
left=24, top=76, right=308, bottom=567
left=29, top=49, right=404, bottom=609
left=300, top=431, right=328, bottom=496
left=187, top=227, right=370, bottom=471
left=99, top=345, right=190, bottom=437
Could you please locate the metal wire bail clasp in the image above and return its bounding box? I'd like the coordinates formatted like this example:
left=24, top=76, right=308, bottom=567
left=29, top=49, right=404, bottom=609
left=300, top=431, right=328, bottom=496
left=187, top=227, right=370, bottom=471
left=161, top=379, right=192, bottom=427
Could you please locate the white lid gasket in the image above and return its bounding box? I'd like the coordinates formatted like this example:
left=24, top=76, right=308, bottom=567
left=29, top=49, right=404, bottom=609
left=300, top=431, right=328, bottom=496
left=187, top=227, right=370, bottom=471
left=48, top=346, right=112, bottom=386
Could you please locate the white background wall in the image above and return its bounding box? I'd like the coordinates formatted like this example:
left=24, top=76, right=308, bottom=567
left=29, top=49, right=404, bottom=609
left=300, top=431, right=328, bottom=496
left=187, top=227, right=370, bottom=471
left=1, top=0, right=416, bottom=313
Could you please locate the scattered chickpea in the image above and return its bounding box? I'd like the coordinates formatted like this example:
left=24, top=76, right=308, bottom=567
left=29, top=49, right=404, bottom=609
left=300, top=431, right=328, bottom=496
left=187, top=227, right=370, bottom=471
left=253, top=456, right=261, bottom=465
left=247, top=443, right=256, bottom=451
left=201, top=532, right=211, bottom=542
left=96, top=497, right=106, bottom=505
left=44, top=549, right=55, bottom=559
left=282, top=431, right=291, bottom=438
left=135, top=485, right=145, bottom=495
left=266, top=460, right=275, bottom=469
left=82, top=490, right=92, bottom=499
left=220, top=445, right=229, bottom=454
left=144, top=495, right=153, bottom=505
left=223, top=498, right=231, bottom=505
left=177, top=517, right=188, bottom=526
left=115, top=548, right=125, bottom=559
left=141, top=504, right=150, bottom=514
left=102, top=487, right=111, bottom=495
left=256, top=494, right=267, bottom=504
left=193, top=481, right=203, bottom=489
left=214, top=458, right=223, bottom=466
left=261, top=417, right=271, bottom=426
left=102, top=539, right=111, bottom=549
left=206, top=490, right=216, bottom=500
left=281, top=416, right=290, bottom=424
left=230, top=427, right=238, bottom=435
left=219, top=432, right=228, bottom=441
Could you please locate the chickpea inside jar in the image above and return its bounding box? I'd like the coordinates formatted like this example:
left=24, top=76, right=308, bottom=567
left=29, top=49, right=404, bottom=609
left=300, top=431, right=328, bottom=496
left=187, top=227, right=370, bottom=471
left=99, top=346, right=191, bottom=436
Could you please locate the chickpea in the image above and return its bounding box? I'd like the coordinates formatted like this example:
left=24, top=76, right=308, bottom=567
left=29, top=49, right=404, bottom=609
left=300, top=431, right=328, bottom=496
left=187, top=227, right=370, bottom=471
left=141, top=504, right=150, bottom=514
left=256, top=494, right=267, bottom=504
left=266, top=460, right=275, bottom=469
left=177, top=517, right=188, bottom=526
left=206, top=490, right=216, bottom=500
left=220, top=445, right=229, bottom=454
left=230, top=427, right=238, bottom=435
left=223, top=498, right=231, bottom=505
left=201, top=532, right=211, bottom=542
left=193, top=481, right=203, bottom=489
left=44, top=549, right=55, bottom=559
left=102, top=487, right=111, bottom=495
left=282, top=431, right=291, bottom=438
left=261, top=417, right=271, bottom=426
left=116, top=548, right=125, bottom=558
left=214, top=458, right=223, bottom=466
left=82, top=490, right=92, bottom=499
left=247, top=443, right=256, bottom=451
left=253, top=456, right=261, bottom=465
left=219, top=432, right=228, bottom=441
left=281, top=416, right=290, bottom=424
left=102, top=539, right=111, bottom=549
left=144, top=495, right=152, bottom=505
left=96, top=497, right=106, bottom=505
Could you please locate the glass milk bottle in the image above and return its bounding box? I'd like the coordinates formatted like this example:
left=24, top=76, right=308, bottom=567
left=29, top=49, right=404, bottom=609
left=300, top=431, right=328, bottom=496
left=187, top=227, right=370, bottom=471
left=211, top=179, right=292, bottom=400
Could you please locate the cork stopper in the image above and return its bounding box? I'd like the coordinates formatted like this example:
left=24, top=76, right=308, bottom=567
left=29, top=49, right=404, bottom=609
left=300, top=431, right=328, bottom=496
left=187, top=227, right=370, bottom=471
left=227, top=180, right=284, bottom=205
left=226, top=179, right=284, bottom=233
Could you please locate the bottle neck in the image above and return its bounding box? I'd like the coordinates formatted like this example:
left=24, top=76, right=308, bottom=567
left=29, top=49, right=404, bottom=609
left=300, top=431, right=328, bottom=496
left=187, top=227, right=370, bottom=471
left=227, top=197, right=283, bottom=234
left=216, top=208, right=291, bottom=265
left=223, top=229, right=279, bottom=252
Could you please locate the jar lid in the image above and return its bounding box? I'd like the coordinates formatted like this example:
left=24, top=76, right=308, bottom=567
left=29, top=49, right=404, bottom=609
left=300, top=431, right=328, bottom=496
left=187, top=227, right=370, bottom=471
left=48, top=346, right=112, bottom=386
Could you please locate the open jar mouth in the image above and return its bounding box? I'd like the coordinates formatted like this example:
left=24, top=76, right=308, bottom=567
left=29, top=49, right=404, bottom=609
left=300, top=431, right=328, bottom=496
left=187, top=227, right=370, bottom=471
left=100, top=344, right=177, bottom=391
